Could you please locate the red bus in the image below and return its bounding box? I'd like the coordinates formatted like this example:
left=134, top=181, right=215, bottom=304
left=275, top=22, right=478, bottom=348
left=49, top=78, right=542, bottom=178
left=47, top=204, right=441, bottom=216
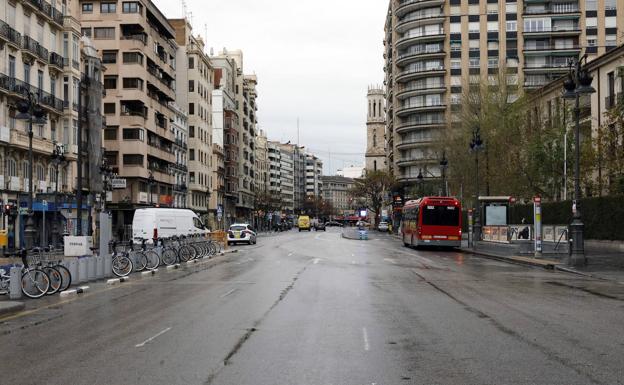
left=401, top=197, right=462, bottom=248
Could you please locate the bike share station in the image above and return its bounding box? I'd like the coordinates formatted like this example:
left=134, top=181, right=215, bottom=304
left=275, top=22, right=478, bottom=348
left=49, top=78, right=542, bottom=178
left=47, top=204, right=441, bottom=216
left=472, top=196, right=569, bottom=258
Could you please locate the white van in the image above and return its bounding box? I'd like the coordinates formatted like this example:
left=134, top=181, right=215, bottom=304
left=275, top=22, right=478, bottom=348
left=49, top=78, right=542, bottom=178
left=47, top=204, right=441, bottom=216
left=132, top=208, right=208, bottom=242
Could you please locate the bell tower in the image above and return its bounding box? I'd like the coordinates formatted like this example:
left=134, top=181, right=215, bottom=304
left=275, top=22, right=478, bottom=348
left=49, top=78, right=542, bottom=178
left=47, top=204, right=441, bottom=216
left=365, top=85, right=386, bottom=172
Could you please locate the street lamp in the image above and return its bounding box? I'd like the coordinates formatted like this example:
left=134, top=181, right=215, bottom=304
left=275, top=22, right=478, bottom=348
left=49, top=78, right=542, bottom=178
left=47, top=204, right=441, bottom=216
left=416, top=169, right=425, bottom=197
left=147, top=171, right=155, bottom=206
left=562, top=54, right=595, bottom=267
left=440, top=152, right=448, bottom=196
left=15, top=93, right=47, bottom=250
left=469, top=127, right=485, bottom=243
left=51, top=142, right=67, bottom=248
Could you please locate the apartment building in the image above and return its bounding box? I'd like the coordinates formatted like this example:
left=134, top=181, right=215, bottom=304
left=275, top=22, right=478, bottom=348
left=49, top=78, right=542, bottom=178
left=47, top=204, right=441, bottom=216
left=277, top=142, right=295, bottom=213
left=255, top=128, right=269, bottom=195
left=321, top=175, right=355, bottom=217
left=212, top=55, right=239, bottom=225
left=267, top=140, right=281, bottom=204
left=168, top=102, right=188, bottom=209
left=170, top=18, right=213, bottom=222
left=0, top=0, right=89, bottom=246
left=384, top=0, right=624, bottom=187
left=365, top=85, right=386, bottom=172
left=305, top=153, right=323, bottom=198
left=527, top=43, right=624, bottom=198
left=80, top=0, right=178, bottom=231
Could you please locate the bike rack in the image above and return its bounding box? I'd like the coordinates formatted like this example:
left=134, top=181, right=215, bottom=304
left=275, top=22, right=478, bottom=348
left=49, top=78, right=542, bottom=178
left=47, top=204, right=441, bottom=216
left=554, top=229, right=569, bottom=251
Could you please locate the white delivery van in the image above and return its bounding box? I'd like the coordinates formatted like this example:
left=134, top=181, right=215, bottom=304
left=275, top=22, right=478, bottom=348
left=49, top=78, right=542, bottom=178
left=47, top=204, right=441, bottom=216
left=132, top=208, right=208, bottom=242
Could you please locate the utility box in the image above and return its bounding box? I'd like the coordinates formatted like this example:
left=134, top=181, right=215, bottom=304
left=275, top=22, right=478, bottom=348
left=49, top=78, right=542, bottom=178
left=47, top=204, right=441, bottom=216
left=0, top=230, right=8, bottom=247
left=64, top=236, right=93, bottom=256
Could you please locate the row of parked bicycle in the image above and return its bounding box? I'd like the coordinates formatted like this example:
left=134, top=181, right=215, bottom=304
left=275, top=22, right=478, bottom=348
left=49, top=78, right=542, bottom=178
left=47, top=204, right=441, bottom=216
left=0, top=234, right=223, bottom=299
left=110, top=234, right=222, bottom=278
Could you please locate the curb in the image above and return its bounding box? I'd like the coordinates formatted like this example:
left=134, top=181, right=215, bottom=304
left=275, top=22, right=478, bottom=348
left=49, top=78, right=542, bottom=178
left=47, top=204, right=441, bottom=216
left=60, top=286, right=89, bottom=297
left=165, top=264, right=181, bottom=270
left=141, top=269, right=158, bottom=277
left=107, top=277, right=130, bottom=285
left=0, top=301, right=25, bottom=316
left=461, top=248, right=560, bottom=270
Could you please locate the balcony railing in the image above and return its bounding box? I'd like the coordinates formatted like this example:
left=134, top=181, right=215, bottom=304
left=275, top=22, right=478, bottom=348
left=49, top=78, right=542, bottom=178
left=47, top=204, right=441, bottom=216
left=121, top=34, right=147, bottom=45
left=0, top=20, right=21, bottom=47
left=26, top=0, right=64, bottom=25
left=0, top=73, right=63, bottom=111
left=524, top=44, right=580, bottom=51
left=49, top=52, right=67, bottom=69
left=524, top=26, right=580, bottom=33
left=524, top=6, right=580, bottom=15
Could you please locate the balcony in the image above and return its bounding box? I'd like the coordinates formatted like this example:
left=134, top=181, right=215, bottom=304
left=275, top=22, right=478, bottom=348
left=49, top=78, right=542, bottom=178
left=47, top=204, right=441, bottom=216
left=395, top=11, right=445, bottom=33
left=0, top=20, right=21, bottom=48
left=523, top=44, right=581, bottom=55
left=0, top=73, right=64, bottom=112
left=48, top=52, right=66, bottom=72
left=396, top=30, right=445, bottom=50
left=395, top=0, right=445, bottom=18
left=523, top=5, right=580, bottom=16
left=397, top=103, right=446, bottom=117
left=24, top=0, right=64, bottom=27
left=396, top=66, right=445, bottom=83
left=396, top=83, right=445, bottom=100
left=120, top=33, right=147, bottom=46
left=396, top=48, right=445, bottom=67
left=523, top=26, right=581, bottom=37
left=396, top=117, right=445, bottom=133
left=396, top=138, right=433, bottom=150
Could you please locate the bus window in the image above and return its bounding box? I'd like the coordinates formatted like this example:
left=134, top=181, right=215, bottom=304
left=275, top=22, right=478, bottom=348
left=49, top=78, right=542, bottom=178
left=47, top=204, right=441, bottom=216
left=422, top=206, right=459, bottom=226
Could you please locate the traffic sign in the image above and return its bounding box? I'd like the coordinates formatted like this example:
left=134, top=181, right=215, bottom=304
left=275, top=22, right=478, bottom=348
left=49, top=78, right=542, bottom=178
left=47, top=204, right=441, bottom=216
left=42, top=200, right=48, bottom=211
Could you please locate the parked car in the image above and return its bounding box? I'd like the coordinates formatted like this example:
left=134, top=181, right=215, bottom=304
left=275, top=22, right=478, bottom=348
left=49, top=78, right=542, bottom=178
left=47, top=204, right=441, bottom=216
left=298, top=215, right=312, bottom=231
left=314, top=222, right=327, bottom=231
left=377, top=221, right=389, bottom=232
left=325, top=221, right=343, bottom=227
left=227, top=224, right=257, bottom=245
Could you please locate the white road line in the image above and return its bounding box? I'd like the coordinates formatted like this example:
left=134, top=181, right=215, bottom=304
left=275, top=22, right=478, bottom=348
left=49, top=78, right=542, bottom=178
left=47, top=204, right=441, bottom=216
left=288, top=253, right=293, bottom=256
left=220, top=288, right=238, bottom=298
left=313, top=258, right=320, bottom=264
left=135, top=327, right=172, bottom=348
left=351, top=260, right=356, bottom=265
left=383, top=258, right=397, bottom=265
left=362, top=327, right=370, bottom=351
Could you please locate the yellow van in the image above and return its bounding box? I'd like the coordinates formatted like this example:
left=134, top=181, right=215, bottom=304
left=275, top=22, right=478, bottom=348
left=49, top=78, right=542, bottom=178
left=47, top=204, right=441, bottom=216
left=298, top=215, right=311, bottom=232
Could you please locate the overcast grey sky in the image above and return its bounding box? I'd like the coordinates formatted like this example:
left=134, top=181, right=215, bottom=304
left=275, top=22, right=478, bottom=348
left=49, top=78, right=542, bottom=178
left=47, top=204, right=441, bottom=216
left=153, top=0, right=387, bottom=174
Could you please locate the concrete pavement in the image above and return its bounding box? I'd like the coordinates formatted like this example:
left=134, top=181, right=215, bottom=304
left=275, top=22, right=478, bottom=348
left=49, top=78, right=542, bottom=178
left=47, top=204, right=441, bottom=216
left=1, top=228, right=624, bottom=384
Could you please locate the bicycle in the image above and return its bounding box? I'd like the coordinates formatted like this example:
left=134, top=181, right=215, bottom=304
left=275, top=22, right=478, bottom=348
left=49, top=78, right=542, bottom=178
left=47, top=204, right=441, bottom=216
left=30, top=247, right=64, bottom=295
left=1, top=249, right=51, bottom=299
left=159, top=237, right=179, bottom=266
left=141, top=238, right=161, bottom=270
left=110, top=241, right=134, bottom=277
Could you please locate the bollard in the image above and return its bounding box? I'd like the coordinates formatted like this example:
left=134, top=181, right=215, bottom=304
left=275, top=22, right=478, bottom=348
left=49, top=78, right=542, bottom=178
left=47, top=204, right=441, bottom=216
left=87, top=257, right=96, bottom=281
left=67, top=258, right=78, bottom=286
left=103, top=254, right=112, bottom=278
left=95, top=255, right=104, bottom=279
left=9, top=266, right=22, bottom=300
left=78, top=257, right=87, bottom=284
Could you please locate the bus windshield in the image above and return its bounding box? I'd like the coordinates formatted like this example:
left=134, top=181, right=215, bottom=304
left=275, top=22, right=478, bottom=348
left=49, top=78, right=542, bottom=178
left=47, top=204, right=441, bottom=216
left=422, top=205, right=459, bottom=226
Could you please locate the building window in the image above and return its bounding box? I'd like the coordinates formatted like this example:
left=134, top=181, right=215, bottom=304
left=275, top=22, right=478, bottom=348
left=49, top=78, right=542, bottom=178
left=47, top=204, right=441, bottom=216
left=122, top=78, right=143, bottom=89
left=122, top=2, right=141, bottom=13
left=123, top=128, right=144, bottom=141
left=101, top=2, right=117, bottom=13
left=102, top=50, right=117, bottom=64
left=450, top=23, right=461, bottom=33
left=82, top=3, right=93, bottom=13
left=122, top=52, right=143, bottom=64
left=104, top=76, right=117, bottom=89
left=123, top=154, right=144, bottom=165
left=487, top=21, right=498, bottom=32
left=189, top=126, right=194, bottom=137
left=23, top=63, right=31, bottom=84
left=104, top=127, right=118, bottom=140
left=104, top=103, right=116, bottom=114
left=94, top=27, right=115, bottom=40
left=605, top=17, right=617, bottom=29
left=506, top=21, right=516, bottom=32
left=469, top=22, right=479, bottom=33
left=189, top=103, right=195, bottom=115
left=188, top=80, right=194, bottom=92
left=189, top=149, right=195, bottom=161
left=585, top=18, right=597, bottom=28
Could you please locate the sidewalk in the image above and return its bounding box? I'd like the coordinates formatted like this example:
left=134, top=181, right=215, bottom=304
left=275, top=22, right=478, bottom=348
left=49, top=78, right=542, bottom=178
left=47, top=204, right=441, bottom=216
left=463, top=241, right=624, bottom=283
left=0, top=301, right=24, bottom=316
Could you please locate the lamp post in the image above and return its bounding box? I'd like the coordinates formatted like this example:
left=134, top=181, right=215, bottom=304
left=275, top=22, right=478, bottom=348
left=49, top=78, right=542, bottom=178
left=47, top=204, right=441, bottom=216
left=99, top=159, right=113, bottom=211
left=15, top=93, right=47, bottom=250
left=440, top=152, right=448, bottom=196
left=562, top=54, right=595, bottom=267
left=51, top=142, right=67, bottom=248
left=147, top=171, right=155, bottom=206
left=469, top=127, right=484, bottom=243
left=416, top=169, right=425, bottom=197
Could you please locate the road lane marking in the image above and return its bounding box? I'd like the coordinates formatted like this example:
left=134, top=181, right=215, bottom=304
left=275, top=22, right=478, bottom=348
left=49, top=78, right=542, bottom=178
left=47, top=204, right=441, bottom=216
left=313, top=258, right=320, bottom=264
left=351, top=260, right=356, bottom=265
left=135, top=327, right=172, bottom=348
left=220, top=288, right=238, bottom=298
left=288, top=252, right=293, bottom=256
left=384, top=258, right=397, bottom=265
left=362, top=327, right=370, bottom=351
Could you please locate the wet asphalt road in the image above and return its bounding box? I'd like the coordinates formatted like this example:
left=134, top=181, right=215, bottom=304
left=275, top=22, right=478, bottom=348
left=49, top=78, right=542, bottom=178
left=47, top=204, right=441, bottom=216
left=1, top=228, right=624, bottom=385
